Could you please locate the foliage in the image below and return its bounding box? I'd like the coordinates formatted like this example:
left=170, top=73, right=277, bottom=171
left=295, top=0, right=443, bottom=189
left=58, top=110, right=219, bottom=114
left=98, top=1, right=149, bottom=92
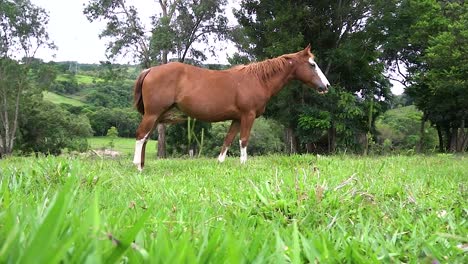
left=106, top=126, right=118, bottom=149
left=0, top=155, right=466, bottom=262
left=376, top=105, right=438, bottom=152
left=84, top=0, right=229, bottom=65
left=0, top=0, right=56, bottom=59
left=233, top=0, right=392, bottom=154
left=166, top=119, right=211, bottom=156
left=87, top=107, right=140, bottom=138
left=84, top=0, right=230, bottom=158
left=201, top=117, right=284, bottom=157
left=42, top=91, right=86, bottom=107
left=85, top=82, right=133, bottom=108
left=417, top=1, right=468, bottom=152
left=372, top=0, right=467, bottom=152
left=84, top=0, right=150, bottom=65
left=0, top=0, right=55, bottom=156
left=49, top=75, right=80, bottom=94
left=172, top=0, right=228, bottom=61
left=18, top=100, right=92, bottom=155
left=106, top=126, right=119, bottom=138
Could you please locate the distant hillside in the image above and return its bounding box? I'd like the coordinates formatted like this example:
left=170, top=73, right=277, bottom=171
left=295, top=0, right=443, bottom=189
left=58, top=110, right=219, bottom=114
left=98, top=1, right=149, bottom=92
left=43, top=91, right=86, bottom=106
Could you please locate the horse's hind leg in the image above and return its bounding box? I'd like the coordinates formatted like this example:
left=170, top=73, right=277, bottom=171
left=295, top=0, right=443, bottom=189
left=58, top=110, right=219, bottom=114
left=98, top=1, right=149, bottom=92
left=239, top=112, right=256, bottom=164
left=218, top=120, right=240, bottom=163
left=133, top=114, right=158, bottom=171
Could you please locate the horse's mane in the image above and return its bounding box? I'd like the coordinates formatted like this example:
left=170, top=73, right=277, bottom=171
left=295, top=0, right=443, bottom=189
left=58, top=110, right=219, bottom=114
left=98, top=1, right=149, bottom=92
left=233, top=54, right=293, bottom=81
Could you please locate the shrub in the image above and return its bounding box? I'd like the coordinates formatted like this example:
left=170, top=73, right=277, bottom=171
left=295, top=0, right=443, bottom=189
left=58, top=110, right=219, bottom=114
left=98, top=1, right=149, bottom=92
left=18, top=101, right=93, bottom=155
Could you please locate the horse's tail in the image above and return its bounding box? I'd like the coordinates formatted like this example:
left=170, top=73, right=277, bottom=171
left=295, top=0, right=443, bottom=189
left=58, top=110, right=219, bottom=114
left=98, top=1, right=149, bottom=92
left=134, top=68, right=151, bottom=115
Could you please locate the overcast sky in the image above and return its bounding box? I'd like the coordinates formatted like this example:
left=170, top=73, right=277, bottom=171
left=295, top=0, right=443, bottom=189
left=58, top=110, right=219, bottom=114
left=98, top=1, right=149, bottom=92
left=32, top=0, right=238, bottom=64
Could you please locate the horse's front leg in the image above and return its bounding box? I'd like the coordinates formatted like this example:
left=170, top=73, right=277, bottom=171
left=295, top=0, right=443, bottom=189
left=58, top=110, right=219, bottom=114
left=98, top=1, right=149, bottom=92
left=218, top=120, right=240, bottom=162
left=133, top=114, right=158, bottom=171
left=239, top=112, right=256, bottom=164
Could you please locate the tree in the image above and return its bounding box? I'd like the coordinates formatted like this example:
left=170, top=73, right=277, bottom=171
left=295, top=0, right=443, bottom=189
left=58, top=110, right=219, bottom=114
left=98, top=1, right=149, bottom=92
left=84, top=0, right=229, bottom=158
left=86, top=107, right=140, bottom=137
left=374, top=0, right=467, bottom=152
left=417, top=1, right=467, bottom=152
left=233, top=0, right=391, bottom=154
left=0, top=0, right=55, bottom=156
left=376, top=105, right=438, bottom=152
left=19, top=100, right=93, bottom=155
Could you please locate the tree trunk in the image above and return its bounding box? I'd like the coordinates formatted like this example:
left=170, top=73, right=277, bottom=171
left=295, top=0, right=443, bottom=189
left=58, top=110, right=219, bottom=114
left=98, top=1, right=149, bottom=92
left=417, top=117, right=426, bottom=153
left=449, top=127, right=457, bottom=153
left=436, top=124, right=444, bottom=152
left=0, top=133, right=4, bottom=157
left=445, top=127, right=452, bottom=152
left=362, top=96, right=374, bottom=156
left=284, top=127, right=297, bottom=154
left=157, top=124, right=166, bottom=158
left=155, top=1, right=169, bottom=159
left=0, top=70, right=23, bottom=156
left=455, top=119, right=467, bottom=152
left=363, top=133, right=370, bottom=156
left=327, top=125, right=336, bottom=153
left=155, top=46, right=169, bottom=159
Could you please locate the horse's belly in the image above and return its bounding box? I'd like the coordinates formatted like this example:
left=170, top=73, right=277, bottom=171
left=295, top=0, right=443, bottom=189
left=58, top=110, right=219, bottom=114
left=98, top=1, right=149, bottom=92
left=176, top=102, right=238, bottom=122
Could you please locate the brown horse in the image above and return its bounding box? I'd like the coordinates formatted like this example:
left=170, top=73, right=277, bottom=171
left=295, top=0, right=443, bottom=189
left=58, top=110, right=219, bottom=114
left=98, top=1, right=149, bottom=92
left=133, top=45, right=330, bottom=171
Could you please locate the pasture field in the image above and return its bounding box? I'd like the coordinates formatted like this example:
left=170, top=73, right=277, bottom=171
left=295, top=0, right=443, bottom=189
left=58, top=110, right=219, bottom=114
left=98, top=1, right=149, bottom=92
left=56, top=74, right=105, bottom=85
left=87, top=137, right=139, bottom=157
left=0, top=154, right=466, bottom=263
left=43, top=91, right=86, bottom=106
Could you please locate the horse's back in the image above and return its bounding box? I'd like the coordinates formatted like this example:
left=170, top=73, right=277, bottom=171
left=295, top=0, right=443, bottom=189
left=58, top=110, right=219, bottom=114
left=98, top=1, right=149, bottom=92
left=141, top=61, right=266, bottom=122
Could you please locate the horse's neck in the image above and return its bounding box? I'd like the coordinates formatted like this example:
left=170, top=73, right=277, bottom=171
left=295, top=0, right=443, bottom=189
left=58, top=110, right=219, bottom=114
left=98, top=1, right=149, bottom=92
left=264, top=63, right=295, bottom=97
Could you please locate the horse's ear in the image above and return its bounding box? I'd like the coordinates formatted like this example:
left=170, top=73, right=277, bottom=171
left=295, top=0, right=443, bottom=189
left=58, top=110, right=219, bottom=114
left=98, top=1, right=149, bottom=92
left=302, top=44, right=311, bottom=56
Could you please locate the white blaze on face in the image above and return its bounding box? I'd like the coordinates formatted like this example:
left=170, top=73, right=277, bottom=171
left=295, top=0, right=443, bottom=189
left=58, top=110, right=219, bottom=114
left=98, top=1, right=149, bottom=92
left=218, top=148, right=228, bottom=163
left=239, top=140, right=247, bottom=164
left=308, top=58, right=330, bottom=87
left=133, top=133, right=149, bottom=171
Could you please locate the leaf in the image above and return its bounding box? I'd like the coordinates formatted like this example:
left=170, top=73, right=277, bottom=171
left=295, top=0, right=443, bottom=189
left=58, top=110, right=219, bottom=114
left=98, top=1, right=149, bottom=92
left=105, top=208, right=152, bottom=263
left=18, top=178, right=75, bottom=263
left=291, top=221, right=302, bottom=264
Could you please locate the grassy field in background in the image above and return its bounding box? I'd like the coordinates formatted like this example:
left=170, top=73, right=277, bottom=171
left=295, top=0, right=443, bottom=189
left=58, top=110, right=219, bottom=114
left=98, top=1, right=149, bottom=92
left=87, top=136, right=138, bottom=157
left=43, top=91, right=86, bottom=106
left=0, top=154, right=466, bottom=263
left=56, top=74, right=104, bottom=85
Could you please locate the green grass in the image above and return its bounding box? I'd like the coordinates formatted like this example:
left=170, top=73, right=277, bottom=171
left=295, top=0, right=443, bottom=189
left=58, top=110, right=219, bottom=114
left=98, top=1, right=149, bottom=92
left=43, top=91, right=86, bottom=106
left=0, top=154, right=467, bottom=263
left=87, top=137, right=139, bottom=157
left=56, top=74, right=104, bottom=85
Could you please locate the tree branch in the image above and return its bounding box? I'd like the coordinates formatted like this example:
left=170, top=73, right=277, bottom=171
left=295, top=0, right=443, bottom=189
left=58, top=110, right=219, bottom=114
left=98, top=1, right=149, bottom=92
left=116, top=0, right=149, bottom=63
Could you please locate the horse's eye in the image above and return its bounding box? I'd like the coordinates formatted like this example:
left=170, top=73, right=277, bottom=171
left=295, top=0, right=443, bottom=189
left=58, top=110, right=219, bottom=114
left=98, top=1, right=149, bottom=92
left=310, top=63, right=316, bottom=69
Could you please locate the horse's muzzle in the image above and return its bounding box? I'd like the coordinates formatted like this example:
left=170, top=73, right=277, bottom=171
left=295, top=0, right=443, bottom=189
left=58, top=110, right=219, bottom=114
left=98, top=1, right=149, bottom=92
left=318, top=84, right=330, bottom=94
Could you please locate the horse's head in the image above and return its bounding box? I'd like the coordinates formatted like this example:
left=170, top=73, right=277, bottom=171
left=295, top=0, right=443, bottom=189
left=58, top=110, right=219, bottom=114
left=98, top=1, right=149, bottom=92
left=293, top=44, right=330, bottom=94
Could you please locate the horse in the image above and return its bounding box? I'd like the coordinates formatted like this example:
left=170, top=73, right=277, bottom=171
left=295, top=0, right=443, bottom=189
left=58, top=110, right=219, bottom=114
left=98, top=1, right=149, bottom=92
left=132, top=45, right=330, bottom=171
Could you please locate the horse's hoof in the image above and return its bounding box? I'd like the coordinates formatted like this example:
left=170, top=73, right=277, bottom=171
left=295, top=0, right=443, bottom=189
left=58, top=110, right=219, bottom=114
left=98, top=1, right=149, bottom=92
left=133, top=163, right=143, bottom=172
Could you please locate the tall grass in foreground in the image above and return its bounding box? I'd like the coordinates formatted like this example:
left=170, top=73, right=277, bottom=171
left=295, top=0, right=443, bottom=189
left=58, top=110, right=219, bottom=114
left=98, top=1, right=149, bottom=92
left=0, top=155, right=466, bottom=263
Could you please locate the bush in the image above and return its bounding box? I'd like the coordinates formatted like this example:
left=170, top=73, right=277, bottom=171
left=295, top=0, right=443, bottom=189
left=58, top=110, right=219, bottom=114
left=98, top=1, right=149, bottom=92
left=18, top=100, right=93, bottom=155
left=87, top=107, right=140, bottom=137
left=106, top=126, right=119, bottom=138
left=166, top=120, right=210, bottom=156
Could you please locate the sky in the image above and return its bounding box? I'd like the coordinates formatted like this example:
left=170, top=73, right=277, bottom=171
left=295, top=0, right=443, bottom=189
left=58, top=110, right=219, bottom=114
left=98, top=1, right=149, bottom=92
left=31, top=0, right=404, bottom=94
